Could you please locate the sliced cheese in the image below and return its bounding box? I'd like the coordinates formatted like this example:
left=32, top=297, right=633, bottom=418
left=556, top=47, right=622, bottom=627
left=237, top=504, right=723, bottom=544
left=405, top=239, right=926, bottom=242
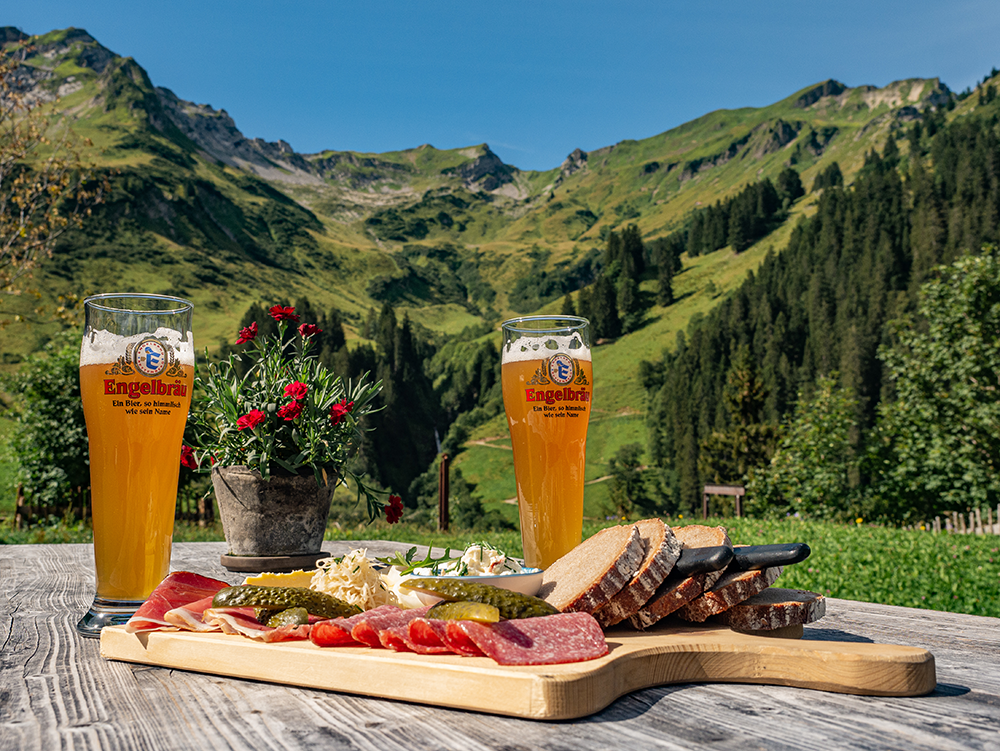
left=243, top=570, right=316, bottom=588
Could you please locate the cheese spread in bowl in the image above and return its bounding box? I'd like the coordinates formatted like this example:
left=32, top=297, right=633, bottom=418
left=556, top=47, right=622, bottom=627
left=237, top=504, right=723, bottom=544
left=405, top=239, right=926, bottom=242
left=382, top=542, right=544, bottom=606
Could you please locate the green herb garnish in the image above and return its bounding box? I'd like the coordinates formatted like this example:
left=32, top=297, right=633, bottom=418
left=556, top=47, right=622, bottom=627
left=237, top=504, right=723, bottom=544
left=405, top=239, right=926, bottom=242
left=377, top=546, right=457, bottom=576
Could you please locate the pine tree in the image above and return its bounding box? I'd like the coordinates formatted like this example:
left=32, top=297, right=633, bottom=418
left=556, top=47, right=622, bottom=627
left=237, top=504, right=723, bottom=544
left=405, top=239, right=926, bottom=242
left=590, top=274, right=621, bottom=339
left=687, top=213, right=703, bottom=257
left=777, top=167, right=804, bottom=204
left=560, top=292, right=576, bottom=317
left=621, top=223, right=646, bottom=275
left=576, top=286, right=592, bottom=325
left=882, top=135, right=900, bottom=166
left=727, top=200, right=753, bottom=253
left=604, top=231, right=623, bottom=281
left=657, top=259, right=674, bottom=306
left=618, top=274, right=641, bottom=333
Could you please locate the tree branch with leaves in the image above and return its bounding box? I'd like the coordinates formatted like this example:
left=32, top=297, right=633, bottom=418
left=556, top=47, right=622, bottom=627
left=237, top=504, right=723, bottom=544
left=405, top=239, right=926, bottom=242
left=0, top=38, right=107, bottom=303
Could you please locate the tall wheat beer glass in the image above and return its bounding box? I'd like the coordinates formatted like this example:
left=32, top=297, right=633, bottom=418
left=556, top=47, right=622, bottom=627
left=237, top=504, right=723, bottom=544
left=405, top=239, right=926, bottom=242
left=76, top=294, right=194, bottom=637
left=501, top=316, right=592, bottom=568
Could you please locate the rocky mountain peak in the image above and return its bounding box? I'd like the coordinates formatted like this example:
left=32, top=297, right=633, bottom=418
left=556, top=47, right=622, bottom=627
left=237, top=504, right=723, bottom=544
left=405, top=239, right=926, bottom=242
left=0, top=27, right=28, bottom=44
left=450, top=145, right=517, bottom=191
left=561, top=148, right=588, bottom=176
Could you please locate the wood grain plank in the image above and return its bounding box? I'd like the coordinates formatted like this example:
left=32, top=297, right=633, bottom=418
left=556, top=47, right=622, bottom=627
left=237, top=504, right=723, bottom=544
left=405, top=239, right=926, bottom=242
left=2, top=541, right=999, bottom=751
left=100, top=621, right=936, bottom=719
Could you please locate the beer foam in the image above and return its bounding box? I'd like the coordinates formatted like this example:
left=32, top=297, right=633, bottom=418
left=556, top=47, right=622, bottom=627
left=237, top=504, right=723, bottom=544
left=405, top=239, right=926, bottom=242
left=80, top=326, right=195, bottom=366
left=502, top=333, right=591, bottom=364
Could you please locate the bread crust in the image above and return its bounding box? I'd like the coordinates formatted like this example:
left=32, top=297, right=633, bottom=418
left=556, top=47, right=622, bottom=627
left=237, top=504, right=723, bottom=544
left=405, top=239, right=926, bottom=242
left=594, top=520, right=682, bottom=627
left=539, top=525, right=644, bottom=613
left=672, top=525, right=732, bottom=588
left=676, top=566, right=783, bottom=622
left=714, top=588, right=826, bottom=630
left=629, top=572, right=707, bottom=629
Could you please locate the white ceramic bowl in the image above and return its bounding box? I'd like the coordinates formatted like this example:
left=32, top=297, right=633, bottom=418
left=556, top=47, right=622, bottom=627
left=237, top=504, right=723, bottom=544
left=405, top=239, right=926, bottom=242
left=399, top=567, right=544, bottom=607
left=446, top=568, right=544, bottom=597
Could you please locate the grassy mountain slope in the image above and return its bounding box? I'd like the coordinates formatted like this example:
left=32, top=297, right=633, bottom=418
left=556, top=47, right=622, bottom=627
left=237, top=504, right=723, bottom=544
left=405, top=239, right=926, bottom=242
left=1, top=26, right=971, bottom=514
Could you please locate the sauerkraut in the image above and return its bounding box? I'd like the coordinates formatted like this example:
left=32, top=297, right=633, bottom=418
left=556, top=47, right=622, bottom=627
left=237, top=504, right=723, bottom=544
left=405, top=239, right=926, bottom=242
left=310, top=549, right=397, bottom=610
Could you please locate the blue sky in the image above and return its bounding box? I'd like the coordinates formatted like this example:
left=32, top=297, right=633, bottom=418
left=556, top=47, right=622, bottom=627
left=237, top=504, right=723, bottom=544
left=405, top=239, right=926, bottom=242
left=8, top=1, right=1000, bottom=171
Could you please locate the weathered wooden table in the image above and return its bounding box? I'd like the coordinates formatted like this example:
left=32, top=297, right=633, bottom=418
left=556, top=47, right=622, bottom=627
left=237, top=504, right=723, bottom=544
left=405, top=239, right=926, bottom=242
left=3, top=541, right=999, bottom=750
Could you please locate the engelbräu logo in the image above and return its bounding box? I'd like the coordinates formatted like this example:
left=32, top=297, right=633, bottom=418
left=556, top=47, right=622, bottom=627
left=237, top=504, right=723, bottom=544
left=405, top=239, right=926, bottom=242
left=105, top=339, right=188, bottom=379
left=134, top=338, right=168, bottom=377
left=525, top=355, right=590, bottom=404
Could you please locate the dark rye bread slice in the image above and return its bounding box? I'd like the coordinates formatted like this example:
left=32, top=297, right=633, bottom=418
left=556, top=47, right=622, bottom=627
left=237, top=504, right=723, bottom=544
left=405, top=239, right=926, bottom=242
left=629, top=571, right=707, bottom=629
left=675, top=565, right=783, bottom=623
left=538, top=524, right=644, bottom=613
left=672, top=525, right=732, bottom=589
left=593, top=519, right=682, bottom=628
left=713, top=588, right=826, bottom=631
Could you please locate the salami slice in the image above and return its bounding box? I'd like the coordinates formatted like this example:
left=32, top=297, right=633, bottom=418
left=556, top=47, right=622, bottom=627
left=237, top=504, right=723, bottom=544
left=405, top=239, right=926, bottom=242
left=125, top=571, right=231, bottom=633
left=349, top=605, right=432, bottom=648
left=454, top=612, right=608, bottom=666
left=443, top=621, right=485, bottom=656
left=310, top=618, right=360, bottom=647
left=379, top=626, right=415, bottom=652
left=406, top=618, right=454, bottom=654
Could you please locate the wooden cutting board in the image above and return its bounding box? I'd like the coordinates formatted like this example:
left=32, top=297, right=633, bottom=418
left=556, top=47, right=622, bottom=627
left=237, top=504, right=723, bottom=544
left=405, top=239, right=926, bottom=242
left=100, top=622, right=935, bottom=720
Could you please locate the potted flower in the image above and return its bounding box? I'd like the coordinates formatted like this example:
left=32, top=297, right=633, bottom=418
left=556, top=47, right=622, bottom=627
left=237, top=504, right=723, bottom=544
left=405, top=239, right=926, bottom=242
left=185, top=304, right=403, bottom=569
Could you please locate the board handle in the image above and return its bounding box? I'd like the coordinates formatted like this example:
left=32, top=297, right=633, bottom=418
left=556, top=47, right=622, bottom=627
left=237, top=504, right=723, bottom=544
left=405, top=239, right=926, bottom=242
left=614, top=630, right=937, bottom=698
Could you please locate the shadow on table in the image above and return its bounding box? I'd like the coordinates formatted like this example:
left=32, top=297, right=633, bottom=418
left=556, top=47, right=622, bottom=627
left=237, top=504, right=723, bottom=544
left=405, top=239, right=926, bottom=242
left=929, top=683, right=970, bottom=697
left=801, top=627, right=874, bottom=643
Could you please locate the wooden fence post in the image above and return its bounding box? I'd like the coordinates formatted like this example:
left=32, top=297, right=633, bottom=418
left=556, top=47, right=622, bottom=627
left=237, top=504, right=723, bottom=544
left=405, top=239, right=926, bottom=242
left=702, top=485, right=745, bottom=519
left=975, top=507, right=983, bottom=535
left=438, top=454, right=450, bottom=532
left=15, top=484, right=26, bottom=530
left=989, top=506, right=995, bottom=535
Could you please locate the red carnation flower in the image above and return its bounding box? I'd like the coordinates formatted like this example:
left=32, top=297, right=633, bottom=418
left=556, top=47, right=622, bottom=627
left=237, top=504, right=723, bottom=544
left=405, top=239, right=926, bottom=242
left=269, top=305, right=300, bottom=322
left=385, top=494, right=403, bottom=524
left=180, top=445, right=198, bottom=469
left=329, top=399, right=354, bottom=425
left=284, top=381, right=309, bottom=400
left=298, top=323, right=322, bottom=338
left=236, top=409, right=266, bottom=430
left=235, top=321, right=257, bottom=345
left=277, top=401, right=303, bottom=421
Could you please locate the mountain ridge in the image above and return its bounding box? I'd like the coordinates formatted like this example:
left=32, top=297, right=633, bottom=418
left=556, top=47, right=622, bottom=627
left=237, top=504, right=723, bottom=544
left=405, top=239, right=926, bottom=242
left=0, top=26, right=961, bottom=353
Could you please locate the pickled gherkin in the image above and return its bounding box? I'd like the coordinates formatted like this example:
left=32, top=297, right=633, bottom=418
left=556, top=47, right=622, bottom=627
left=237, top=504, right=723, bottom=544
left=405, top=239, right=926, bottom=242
left=212, top=585, right=361, bottom=619
left=401, top=578, right=558, bottom=620
left=264, top=607, right=309, bottom=628
left=426, top=601, right=500, bottom=623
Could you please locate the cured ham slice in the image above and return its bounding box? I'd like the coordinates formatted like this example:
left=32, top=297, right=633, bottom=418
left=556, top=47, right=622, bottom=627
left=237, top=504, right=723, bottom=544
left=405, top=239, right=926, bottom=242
left=125, top=572, right=231, bottom=633
left=453, top=612, right=608, bottom=665
left=163, top=595, right=222, bottom=632
left=202, top=607, right=313, bottom=642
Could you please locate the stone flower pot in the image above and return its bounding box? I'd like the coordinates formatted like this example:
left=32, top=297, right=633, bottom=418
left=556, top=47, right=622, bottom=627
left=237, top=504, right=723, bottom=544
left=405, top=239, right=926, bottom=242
left=212, top=466, right=333, bottom=563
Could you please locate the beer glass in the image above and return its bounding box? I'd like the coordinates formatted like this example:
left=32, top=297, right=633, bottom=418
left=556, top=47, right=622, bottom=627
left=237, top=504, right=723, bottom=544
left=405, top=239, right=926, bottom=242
left=501, top=316, right=592, bottom=569
left=77, top=294, right=194, bottom=637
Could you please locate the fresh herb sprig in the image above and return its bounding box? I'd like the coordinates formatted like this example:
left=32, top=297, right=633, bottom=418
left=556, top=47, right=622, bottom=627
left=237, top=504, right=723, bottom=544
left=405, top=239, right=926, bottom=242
left=377, top=546, right=458, bottom=575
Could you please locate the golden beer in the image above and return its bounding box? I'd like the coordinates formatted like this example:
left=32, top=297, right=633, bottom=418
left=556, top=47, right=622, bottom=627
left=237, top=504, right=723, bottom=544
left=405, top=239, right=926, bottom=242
left=501, top=317, right=592, bottom=568
left=80, top=363, right=193, bottom=600
left=77, top=294, right=194, bottom=637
